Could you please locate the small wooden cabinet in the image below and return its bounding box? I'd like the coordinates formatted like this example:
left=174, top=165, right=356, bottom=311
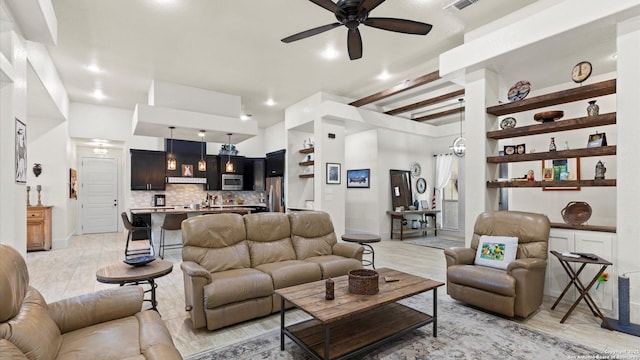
left=27, top=206, right=52, bottom=251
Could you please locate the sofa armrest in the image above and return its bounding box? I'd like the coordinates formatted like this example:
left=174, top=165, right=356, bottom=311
left=444, top=247, right=476, bottom=267
left=507, top=258, right=547, bottom=272
left=137, top=311, right=183, bottom=359
left=180, top=261, right=212, bottom=282
left=333, top=243, right=364, bottom=261
left=181, top=261, right=212, bottom=329
left=1, top=339, right=28, bottom=359
left=48, top=286, right=143, bottom=334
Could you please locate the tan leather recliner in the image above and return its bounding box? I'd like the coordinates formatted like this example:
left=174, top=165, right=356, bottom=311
left=0, top=244, right=182, bottom=360
left=444, top=211, right=550, bottom=318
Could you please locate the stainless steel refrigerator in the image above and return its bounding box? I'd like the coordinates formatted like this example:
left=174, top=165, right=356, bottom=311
left=266, top=176, right=284, bottom=212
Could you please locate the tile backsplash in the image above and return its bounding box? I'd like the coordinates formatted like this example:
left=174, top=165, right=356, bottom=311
left=130, top=184, right=265, bottom=208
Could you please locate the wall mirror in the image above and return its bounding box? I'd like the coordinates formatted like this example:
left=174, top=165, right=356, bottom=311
left=389, top=169, right=412, bottom=210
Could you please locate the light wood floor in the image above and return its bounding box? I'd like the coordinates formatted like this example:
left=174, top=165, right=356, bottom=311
left=25, top=232, right=639, bottom=357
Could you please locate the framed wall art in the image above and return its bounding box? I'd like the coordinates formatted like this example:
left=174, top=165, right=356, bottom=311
left=347, top=169, right=370, bottom=188
left=69, top=168, right=78, bottom=199
left=182, top=164, right=194, bottom=177
left=542, top=157, right=581, bottom=191
left=15, top=118, right=27, bottom=183
left=326, top=163, right=341, bottom=184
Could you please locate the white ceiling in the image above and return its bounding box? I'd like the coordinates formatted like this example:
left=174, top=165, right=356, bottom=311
left=44, top=0, right=541, bottom=133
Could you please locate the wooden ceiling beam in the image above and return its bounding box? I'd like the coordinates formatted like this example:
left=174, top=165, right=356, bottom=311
left=384, top=89, right=465, bottom=116
left=414, top=106, right=464, bottom=122
left=349, top=70, right=440, bottom=107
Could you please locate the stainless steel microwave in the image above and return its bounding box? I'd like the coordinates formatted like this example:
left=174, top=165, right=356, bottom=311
left=221, top=174, right=243, bottom=190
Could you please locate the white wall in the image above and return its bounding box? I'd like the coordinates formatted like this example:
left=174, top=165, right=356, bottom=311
left=316, top=119, right=346, bottom=237
left=345, top=129, right=378, bottom=234
left=264, top=121, right=286, bottom=153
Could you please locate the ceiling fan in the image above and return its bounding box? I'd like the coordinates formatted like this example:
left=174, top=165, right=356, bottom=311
left=281, top=0, right=433, bottom=60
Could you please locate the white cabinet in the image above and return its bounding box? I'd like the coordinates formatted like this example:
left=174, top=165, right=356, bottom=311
left=545, top=229, right=615, bottom=311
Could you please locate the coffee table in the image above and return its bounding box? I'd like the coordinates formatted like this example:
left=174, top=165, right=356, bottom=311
left=96, top=259, right=173, bottom=312
left=274, top=268, right=444, bottom=360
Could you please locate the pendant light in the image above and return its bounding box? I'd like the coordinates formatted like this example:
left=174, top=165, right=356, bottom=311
left=167, top=126, right=177, bottom=170
left=451, top=98, right=466, bottom=157
left=225, top=133, right=234, bottom=173
left=198, top=130, right=207, bottom=172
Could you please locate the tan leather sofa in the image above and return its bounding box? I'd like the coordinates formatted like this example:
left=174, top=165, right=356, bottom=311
left=181, top=211, right=364, bottom=330
left=444, top=211, right=550, bottom=318
left=0, top=244, right=182, bottom=360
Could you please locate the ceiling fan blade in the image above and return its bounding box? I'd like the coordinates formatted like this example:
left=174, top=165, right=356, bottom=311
left=359, top=0, right=386, bottom=13
left=309, top=0, right=342, bottom=14
left=347, top=28, right=363, bottom=60
left=364, top=18, right=433, bottom=35
left=281, top=23, right=342, bottom=43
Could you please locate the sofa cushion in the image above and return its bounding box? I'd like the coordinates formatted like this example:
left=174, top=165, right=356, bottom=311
left=305, top=255, right=363, bottom=279
left=182, top=214, right=250, bottom=272
left=0, top=287, right=62, bottom=360
left=244, top=213, right=296, bottom=266
left=255, top=260, right=321, bottom=289
left=289, top=211, right=338, bottom=260
left=204, top=268, right=273, bottom=308
left=291, top=234, right=334, bottom=260
left=474, top=235, right=518, bottom=270
left=57, top=317, right=141, bottom=360
left=447, top=265, right=516, bottom=297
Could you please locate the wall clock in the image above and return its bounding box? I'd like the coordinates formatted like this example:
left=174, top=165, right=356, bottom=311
left=416, top=178, right=427, bottom=194
left=410, top=162, right=421, bottom=178
left=571, top=61, right=592, bottom=83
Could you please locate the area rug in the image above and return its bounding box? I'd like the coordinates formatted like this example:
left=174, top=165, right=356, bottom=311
left=404, top=237, right=464, bottom=250
left=185, top=293, right=601, bottom=360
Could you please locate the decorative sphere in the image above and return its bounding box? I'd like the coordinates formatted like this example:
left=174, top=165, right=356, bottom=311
left=452, top=137, right=466, bottom=157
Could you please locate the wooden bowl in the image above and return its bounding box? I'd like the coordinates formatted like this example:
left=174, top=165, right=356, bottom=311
left=348, top=269, right=379, bottom=295
left=561, top=202, right=592, bottom=225
left=533, top=110, right=564, bottom=123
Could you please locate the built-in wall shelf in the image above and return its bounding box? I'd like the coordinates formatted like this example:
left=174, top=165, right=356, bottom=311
left=299, top=147, right=314, bottom=154
left=487, top=179, right=616, bottom=188
left=487, top=146, right=616, bottom=163
left=486, top=79, right=616, bottom=116
left=299, top=174, right=314, bottom=179
left=299, top=160, right=314, bottom=166
left=550, top=222, right=616, bottom=233
left=486, top=113, right=616, bottom=140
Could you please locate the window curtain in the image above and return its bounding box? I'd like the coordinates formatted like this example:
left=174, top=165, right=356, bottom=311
left=433, top=154, right=454, bottom=228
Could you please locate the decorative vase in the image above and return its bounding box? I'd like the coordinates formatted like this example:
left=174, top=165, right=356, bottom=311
left=549, top=137, right=557, bottom=151
left=587, top=100, right=599, bottom=116
left=325, top=278, right=334, bottom=300
left=32, top=163, right=42, bottom=177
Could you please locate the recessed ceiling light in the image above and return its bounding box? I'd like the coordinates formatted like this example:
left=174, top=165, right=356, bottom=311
left=92, top=89, right=106, bottom=100
left=240, top=114, right=252, bottom=121
left=377, top=70, right=391, bottom=80
left=87, top=64, right=102, bottom=73
left=321, top=46, right=339, bottom=60
left=265, top=98, right=276, bottom=106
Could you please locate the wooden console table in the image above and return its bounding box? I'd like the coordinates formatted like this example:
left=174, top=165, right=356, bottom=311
left=386, top=210, right=439, bottom=240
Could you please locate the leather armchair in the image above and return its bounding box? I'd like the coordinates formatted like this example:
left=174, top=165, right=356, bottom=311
left=0, top=244, right=182, bottom=359
left=444, top=211, right=550, bottom=318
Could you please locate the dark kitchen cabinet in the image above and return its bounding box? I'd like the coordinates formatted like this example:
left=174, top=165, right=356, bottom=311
left=204, top=155, right=220, bottom=191
left=266, top=149, right=285, bottom=177
left=131, top=150, right=166, bottom=190
left=242, top=158, right=266, bottom=191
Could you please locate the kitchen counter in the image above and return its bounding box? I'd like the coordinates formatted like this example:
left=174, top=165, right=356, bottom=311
left=131, top=204, right=266, bottom=215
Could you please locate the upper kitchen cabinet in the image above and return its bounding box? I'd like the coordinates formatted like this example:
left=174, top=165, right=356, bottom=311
left=243, top=158, right=266, bottom=191
left=165, top=139, right=207, bottom=179
left=219, top=155, right=245, bottom=175
left=131, top=150, right=166, bottom=190
left=204, top=155, right=220, bottom=191
left=266, top=149, right=286, bottom=177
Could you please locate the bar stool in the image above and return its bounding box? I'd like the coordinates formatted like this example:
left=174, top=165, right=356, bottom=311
left=341, top=234, right=381, bottom=269
left=121, top=212, right=153, bottom=257
left=159, top=213, right=188, bottom=259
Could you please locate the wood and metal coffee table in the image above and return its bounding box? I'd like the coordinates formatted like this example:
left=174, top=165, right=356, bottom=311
left=275, top=268, right=444, bottom=360
left=96, top=259, right=173, bottom=311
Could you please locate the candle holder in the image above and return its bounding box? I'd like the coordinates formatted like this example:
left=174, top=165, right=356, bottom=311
left=36, top=185, right=42, bottom=206
left=26, top=186, right=31, bottom=206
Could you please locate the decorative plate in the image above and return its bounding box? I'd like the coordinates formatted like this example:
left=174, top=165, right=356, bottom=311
left=500, top=117, right=517, bottom=129
left=410, top=162, right=421, bottom=178
left=416, top=178, right=427, bottom=194
left=507, top=80, right=531, bottom=102
left=533, top=110, right=564, bottom=123
left=123, top=255, right=156, bottom=267
left=561, top=201, right=592, bottom=225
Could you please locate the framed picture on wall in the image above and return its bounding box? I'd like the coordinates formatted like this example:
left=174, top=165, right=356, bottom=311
left=347, top=169, right=370, bottom=188
left=326, top=163, right=341, bottom=184
left=69, top=168, right=78, bottom=199
left=15, top=118, right=27, bottom=183
left=542, top=157, right=581, bottom=191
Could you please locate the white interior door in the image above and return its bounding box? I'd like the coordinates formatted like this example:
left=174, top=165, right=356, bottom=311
left=81, top=156, right=118, bottom=233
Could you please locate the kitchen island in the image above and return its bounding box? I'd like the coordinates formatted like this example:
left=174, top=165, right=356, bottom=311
left=130, top=204, right=266, bottom=254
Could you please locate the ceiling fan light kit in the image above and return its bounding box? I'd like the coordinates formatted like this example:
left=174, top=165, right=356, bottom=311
left=281, top=0, right=433, bottom=60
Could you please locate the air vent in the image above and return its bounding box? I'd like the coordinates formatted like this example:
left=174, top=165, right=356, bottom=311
left=444, top=0, right=479, bottom=11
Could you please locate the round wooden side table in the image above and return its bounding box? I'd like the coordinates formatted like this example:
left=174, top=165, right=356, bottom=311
left=341, top=234, right=381, bottom=269
left=96, top=259, right=173, bottom=312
